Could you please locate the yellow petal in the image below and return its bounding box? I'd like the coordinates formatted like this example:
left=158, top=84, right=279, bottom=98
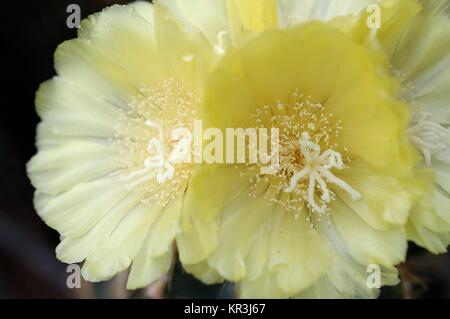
left=158, top=0, right=229, bottom=45
left=124, top=197, right=182, bottom=288
left=35, top=78, right=121, bottom=138
left=176, top=165, right=251, bottom=264
left=239, top=218, right=330, bottom=298
left=337, top=159, right=423, bottom=229
left=34, top=177, right=130, bottom=238
left=279, top=0, right=375, bottom=26
left=81, top=201, right=161, bottom=281
left=270, top=212, right=331, bottom=295
left=331, top=199, right=407, bottom=268
left=207, top=194, right=273, bottom=281
left=406, top=177, right=450, bottom=254
left=56, top=4, right=163, bottom=101
left=407, top=222, right=450, bottom=254
left=226, top=0, right=278, bottom=46
left=223, top=203, right=331, bottom=297
left=183, top=262, right=224, bottom=285
left=153, top=2, right=218, bottom=93
left=387, top=0, right=450, bottom=124
left=127, top=250, right=172, bottom=290
left=55, top=191, right=143, bottom=264
left=238, top=270, right=289, bottom=299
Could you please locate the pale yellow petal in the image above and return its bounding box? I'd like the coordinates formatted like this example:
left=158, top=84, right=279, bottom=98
left=331, top=199, right=407, bottom=268
left=127, top=251, right=172, bottom=290
left=126, top=194, right=183, bottom=289
left=279, top=0, right=375, bottom=26
left=269, top=212, right=331, bottom=295
left=35, top=78, right=121, bottom=138
left=298, top=216, right=399, bottom=298
left=34, top=177, right=130, bottom=238
left=153, top=2, right=218, bottom=93
left=226, top=203, right=331, bottom=297
left=207, top=195, right=273, bottom=281
left=55, top=191, right=143, bottom=264
left=176, top=165, right=251, bottom=264
left=338, top=161, right=420, bottom=230
left=27, top=139, right=116, bottom=195
left=226, top=0, right=278, bottom=46
left=158, top=0, right=229, bottom=45
left=183, top=262, right=224, bottom=285
left=82, top=201, right=161, bottom=281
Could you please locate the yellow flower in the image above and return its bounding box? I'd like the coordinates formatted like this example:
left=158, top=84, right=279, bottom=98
left=27, top=0, right=450, bottom=299
left=177, top=0, right=450, bottom=298
left=374, top=0, right=450, bottom=254
left=26, top=0, right=290, bottom=290
left=283, top=0, right=450, bottom=257
left=26, top=1, right=220, bottom=289
left=181, top=18, right=428, bottom=297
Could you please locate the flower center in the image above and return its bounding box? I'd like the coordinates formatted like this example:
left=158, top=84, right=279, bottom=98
left=113, top=79, right=198, bottom=206
left=284, top=132, right=361, bottom=214
left=248, top=90, right=361, bottom=216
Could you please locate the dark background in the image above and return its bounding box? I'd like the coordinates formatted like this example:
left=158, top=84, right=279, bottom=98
left=0, top=0, right=449, bottom=298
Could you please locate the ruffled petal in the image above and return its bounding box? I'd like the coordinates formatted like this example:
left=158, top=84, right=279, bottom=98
left=406, top=175, right=450, bottom=253
left=158, top=0, right=229, bottom=45
left=269, top=211, right=331, bottom=295
left=27, top=138, right=117, bottom=195
left=56, top=4, right=163, bottom=104
left=337, top=159, right=424, bottom=230
left=331, top=199, right=407, bottom=268
left=227, top=205, right=331, bottom=297
left=279, top=0, right=374, bottom=26
left=159, top=0, right=278, bottom=49
left=177, top=165, right=251, bottom=264
left=55, top=191, right=144, bottom=264
left=127, top=250, right=172, bottom=290
left=33, top=177, right=130, bottom=238
left=183, top=262, right=224, bottom=285
left=126, top=194, right=183, bottom=288
left=81, top=200, right=162, bottom=281
left=153, top=2, right=218, bottom=93
left=387, top=1, right=450, bottom=127
left=35, top=78, right=121, bottom=138
left=207, top=194, right=274, bottom=281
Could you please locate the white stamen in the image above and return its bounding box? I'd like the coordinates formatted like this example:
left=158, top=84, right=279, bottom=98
left=115, top=79, right=198, bottom=207
left=169, top=127, right=192, bottom=163
left=156, top=162, right=175, bottom=184
left=130, top=121, right=192, bottom=186
left=284, top=132, right=361, bottom=213
left=182, top=54, right=195, bottom=62
left=408, top=111, right=450, bottom=166
left=144, top=138, right=164, bottom=168
left=214, top=30, right=228, bottom=56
